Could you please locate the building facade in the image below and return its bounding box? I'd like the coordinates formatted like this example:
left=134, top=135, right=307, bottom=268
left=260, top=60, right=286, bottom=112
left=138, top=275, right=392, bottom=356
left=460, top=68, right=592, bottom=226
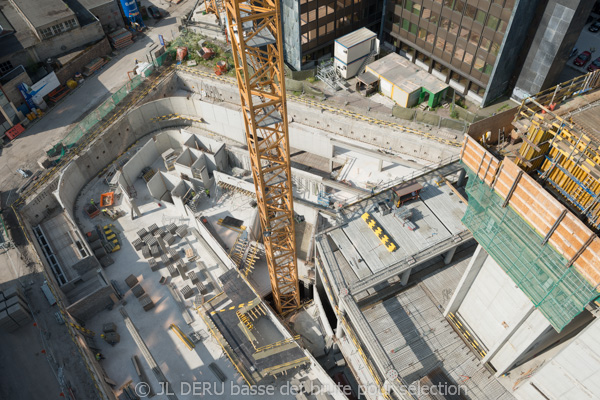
left=382, top=0, right=592, bottom=106
left=282, top=0, right=383, bottom=71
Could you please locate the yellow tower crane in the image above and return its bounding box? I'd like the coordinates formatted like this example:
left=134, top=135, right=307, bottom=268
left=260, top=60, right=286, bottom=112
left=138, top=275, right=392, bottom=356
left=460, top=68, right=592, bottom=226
left=224, top=0, right=300, bottom=314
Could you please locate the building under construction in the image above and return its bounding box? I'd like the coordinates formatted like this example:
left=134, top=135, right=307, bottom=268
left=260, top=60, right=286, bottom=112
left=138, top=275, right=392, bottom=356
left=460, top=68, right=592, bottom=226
left=313, top=72, right=600, bottom=400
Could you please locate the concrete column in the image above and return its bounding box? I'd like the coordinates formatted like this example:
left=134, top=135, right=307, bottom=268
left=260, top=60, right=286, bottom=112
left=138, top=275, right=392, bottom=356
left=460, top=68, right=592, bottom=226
left=444, top=245, right=457, bottom=265
left=129, top=199, right=142, bottom=220
left=336, top=297, right=346, bottom=339
left=482, top=305, right=535, bottom=366
left=400, top=269, right=410, bottom=286
left=457, top=168, right=467, bottom=187
left=444, top=244, right=488, bottom=317
left=377, top=158, right=383, bottom=172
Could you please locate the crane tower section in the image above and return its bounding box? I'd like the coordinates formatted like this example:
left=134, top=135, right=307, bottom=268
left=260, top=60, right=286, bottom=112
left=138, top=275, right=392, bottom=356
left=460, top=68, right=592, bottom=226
left=224, top=0, right=300, bottom=314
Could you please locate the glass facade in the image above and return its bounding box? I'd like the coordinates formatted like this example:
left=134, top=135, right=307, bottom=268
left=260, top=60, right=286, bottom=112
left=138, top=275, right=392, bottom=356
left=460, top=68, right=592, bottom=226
left=383, top=0, right=516, bottom=97
left=299, top=0, right=382, bottom=64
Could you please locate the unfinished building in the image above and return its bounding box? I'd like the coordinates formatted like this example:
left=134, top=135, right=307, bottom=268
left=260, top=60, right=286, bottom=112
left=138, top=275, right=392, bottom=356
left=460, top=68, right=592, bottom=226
left=445, top=72, right=600, bottom=399
left=9, top=54, right=470, bottom=399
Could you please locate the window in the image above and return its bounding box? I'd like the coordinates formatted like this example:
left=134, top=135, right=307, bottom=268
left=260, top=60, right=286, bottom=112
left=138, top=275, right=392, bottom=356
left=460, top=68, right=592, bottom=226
left=463, top=51, right=474, bottom=65
left=436, top=37, right=445, bottom=50
left=475, top=10, right=487, bottom=24
left=486, top=15, right=500, bottom=30
left=449, top=21, right=459, bottom=35
left=418, top=28, right=427, bottom=40
left=465, top=5, right=477, bottom=19
left=64, top=19, right=77, bottom=30
left=469, top=31, right=480, bottom=46
left=459, top=26, right=469, bottom=40
left=40, top=27, right=53, bottom=39
left=454, top=47, right=465, bottom=61
left=497, top=20, right=507, bottom=33
left=474, top=55, right=485, bottom=71
left=444, top=41, right=454, bottom=54
left=490, top=41, right=501, bottom=55
left=480, top=37, right=491, bottom=51
left=426, top=31, right=435, bottom=44
left=0, top=60, right=13, bottom=74
left=454, top=1, right=466, bottom=13
left=409, top=23, right=418, bottom=35
left=440, top=17, right=450, bottom=30
left=482, top=63, right=493, bottom=75
left=402, top=18, right=410, bottom=31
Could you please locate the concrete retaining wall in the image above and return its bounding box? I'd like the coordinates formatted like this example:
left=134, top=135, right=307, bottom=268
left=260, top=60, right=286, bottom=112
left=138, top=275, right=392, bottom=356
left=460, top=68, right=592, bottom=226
left=177, top=71, right=458, bottom=163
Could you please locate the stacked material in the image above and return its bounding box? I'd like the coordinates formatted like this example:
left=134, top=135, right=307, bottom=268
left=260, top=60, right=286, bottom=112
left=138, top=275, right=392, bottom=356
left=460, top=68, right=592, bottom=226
left=82, top=57, right=108, bottom=77
left=109, top=28, right=134, bottom=50
left=0, top=285, right=31, bottom=333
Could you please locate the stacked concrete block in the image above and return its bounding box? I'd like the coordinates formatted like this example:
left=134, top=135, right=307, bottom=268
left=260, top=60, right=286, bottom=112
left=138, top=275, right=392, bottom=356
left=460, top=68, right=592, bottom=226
left=175, top=225, right=188, bottom=238
left=161, top=254, right=170, bottom=266
left=167, top=264, right=179, bottom=278
left=99, top=255, right=114, bottom=268
left=132, top=238, right=144, bottom=251
left=188, top=271, right=199, bottom=284
left=168, top=248, right=179, bottom=261
left=148, top=223, right=159, bottom=236
left=143, top=234, right=157, bottom=247
left=125, top=275, right=139, bottom=288
left=0, top=310, right=19, bottom=332
left=137, top=228, right=149, bottom=238
left=148, top=258, right=159, bottom=272
left=180, top=285, right=194, bottom=299
left=195, top=281, right=207, bottom=295
left=138, top=294, right=154, bottom=311
left=164, top=232, right=176, bottom=245
left=150, top=245, right=160, bottom=258
left=157, top=227, right=167, bottom=238
left=1, top=285, right=25, bottom=301
left=94, top=247, right=107, bottom=259
left=131, top=284, right=145, bottom=298
left=166, top=223, right=177, bottom=234
left=142, top=246, right=152, bottom=259
left=177, top=264, right=188, bottom=280
left=0, top=287, right=31, bottom=333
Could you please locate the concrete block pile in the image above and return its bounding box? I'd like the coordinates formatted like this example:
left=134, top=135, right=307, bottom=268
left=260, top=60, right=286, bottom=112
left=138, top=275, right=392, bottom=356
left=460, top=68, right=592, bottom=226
left=0, top=285, right=32, bottom=333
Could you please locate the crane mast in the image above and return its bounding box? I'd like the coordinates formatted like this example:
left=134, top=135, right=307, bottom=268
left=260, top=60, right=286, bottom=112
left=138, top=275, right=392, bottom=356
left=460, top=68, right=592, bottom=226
left=224, top=0, right=300, bottom=314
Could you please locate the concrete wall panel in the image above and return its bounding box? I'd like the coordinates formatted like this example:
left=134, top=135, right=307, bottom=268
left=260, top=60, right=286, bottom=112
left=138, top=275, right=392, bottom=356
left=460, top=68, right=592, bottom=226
left=457, top=256, right=533, bottom=351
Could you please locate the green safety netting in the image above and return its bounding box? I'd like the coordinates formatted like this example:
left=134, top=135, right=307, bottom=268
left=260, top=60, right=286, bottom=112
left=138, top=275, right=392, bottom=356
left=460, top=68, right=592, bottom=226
left=462, top=166, right=599, bottom=332
left=47, top=75, right=144, bottom=159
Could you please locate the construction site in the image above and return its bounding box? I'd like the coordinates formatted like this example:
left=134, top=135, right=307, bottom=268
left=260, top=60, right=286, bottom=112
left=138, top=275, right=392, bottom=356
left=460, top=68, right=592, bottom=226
left=3, top=1, right=600, bottom=400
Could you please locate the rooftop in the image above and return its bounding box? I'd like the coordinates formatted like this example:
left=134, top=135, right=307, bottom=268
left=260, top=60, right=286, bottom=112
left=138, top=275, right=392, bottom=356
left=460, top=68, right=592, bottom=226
left=366, top=53, right=448, bottom=95
left=11, top=0, right=75, bottom=27
left=335, top=27, right=377, bottom=48
left=317, top=163, right=468, bottom=299
left=0, top=0, right=39, bottom=57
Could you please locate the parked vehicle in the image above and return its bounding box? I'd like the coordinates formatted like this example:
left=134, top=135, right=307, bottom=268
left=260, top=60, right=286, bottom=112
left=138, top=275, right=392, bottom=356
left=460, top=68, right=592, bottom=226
left=148, top=5, right=162, bottom=19
left=570, top=47, right=578, bottom=58
left=574, top=51, right=592, bottom=67
left=589, top=20, right=600, bottom=32
left=588, top=57, right=600, bottom=72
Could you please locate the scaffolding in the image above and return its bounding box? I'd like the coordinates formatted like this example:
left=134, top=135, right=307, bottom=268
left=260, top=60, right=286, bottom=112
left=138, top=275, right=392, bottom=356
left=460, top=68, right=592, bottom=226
left=462, top=168, right=598, bottom=332
left=513, top=71, right=600, bottom=228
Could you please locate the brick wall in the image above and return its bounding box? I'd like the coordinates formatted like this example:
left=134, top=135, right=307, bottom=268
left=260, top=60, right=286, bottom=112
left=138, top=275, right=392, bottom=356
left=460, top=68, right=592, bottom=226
left=1, top=69, right=33, bottom=106
left=55, top=37, right=112, bottom=84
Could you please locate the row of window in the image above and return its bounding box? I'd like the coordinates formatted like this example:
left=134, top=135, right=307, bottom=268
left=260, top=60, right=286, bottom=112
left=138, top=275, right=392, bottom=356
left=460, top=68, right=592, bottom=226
left=398, top=42, right=488, bottom=96
left=39, top=19, right=78, bottom=40
left=400, top=2, right=508, bottom=34
left=398, top=18, right=495, bottom=75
